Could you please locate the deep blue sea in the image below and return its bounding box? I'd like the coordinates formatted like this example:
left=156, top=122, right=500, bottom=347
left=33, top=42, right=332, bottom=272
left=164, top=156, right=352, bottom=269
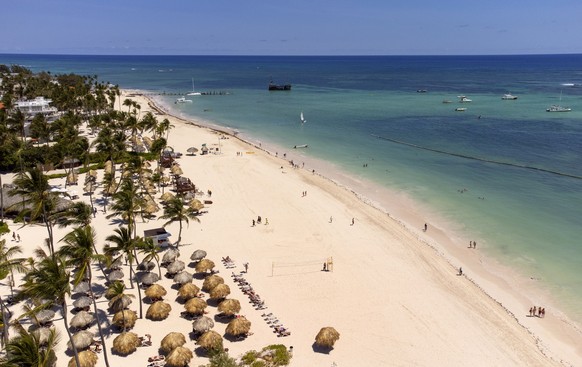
left=2, top=54, right=581, bottom=323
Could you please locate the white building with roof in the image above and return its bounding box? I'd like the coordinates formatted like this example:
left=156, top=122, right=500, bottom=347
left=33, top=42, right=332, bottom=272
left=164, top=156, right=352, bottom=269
left=15, top=96, right=58, bottom=116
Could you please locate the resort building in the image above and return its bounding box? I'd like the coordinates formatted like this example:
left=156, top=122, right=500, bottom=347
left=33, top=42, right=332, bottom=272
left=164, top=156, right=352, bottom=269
left=15, top=96, right=58, bottom=116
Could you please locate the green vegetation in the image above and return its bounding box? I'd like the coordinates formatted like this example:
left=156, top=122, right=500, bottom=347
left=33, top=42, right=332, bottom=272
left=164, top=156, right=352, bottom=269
left=202, top=344, right=292, bottom=367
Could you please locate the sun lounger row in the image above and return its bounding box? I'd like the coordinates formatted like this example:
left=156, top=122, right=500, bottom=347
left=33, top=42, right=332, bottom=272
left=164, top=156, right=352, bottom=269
left=222, top=256, right=236, bottom=269
left=260, top=313, right=291, bottom=337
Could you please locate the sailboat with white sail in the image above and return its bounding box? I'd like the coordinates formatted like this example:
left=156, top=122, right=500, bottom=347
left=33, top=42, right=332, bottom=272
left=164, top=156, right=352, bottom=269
left=187, top=78, right=201, bottom=96
left=546, top=90, right=571, bottom=112
left=300, top=111, right=306, bottom=124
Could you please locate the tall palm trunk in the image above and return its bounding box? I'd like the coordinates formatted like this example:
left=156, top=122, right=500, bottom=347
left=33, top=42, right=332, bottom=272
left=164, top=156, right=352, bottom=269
left=62, top=301, right=81, bottom=367
left=88, top=267, right=111, bottom=367
left=132, top=248, right=144, bottom=319
left=0, top=297, right=10, bottom=347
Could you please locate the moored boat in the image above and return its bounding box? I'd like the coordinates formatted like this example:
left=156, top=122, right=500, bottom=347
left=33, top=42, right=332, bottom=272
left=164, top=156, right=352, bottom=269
left=546, top=105, right=571, bottom=112
left=502, top=93, right=518, bottom=100
left=269, top=81, right=291, bottom=91
left=175, top=97, right=192, bottom=104
left=455, top=107, right=467, bottom=112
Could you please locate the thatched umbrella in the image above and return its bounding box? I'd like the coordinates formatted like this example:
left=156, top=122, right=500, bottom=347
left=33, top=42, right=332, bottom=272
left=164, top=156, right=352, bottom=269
left=189, top=199, right=204, bottom=211
left=196, top=330, right=223, bottom=351
left=108, top=257, right=123, bottom=271
left=33, top=309, right=55, bottom=326
left=107, top=269, right=124, bottom=282
left=108, top=294, right=133, bottom=313
left=112, top=309, right=137, bottom=330
left=162, top=248, right=180, bottom=264
left=146, top=301, right=172, bottom=321
left=73, top=296, right=92, bottom=309
left=160, top=192, right=175, bottom=202
left=160, top=332, right=186, bottom=354
left=202, top=275, right=224, bottom=292
left=73, top=282, right=90, bottom=294
left=140, top=271, right=159, bottom=286
left=225, top=316, right=251, bottom=336
left=173, top=271, right=193, bottom=285
left=104, top=281, right=123, bottom=300
left=88, top=169, right=98, bottom=178
left=67, top=171, right=78, bottom=185
left=166, top=346, right=193, bottom=367
left=31, top=326, right=54, bottom=346
left=192, top=316, right=214, bottom=334
left=209, top=284, right=230, bottom=300
left=187, top=147, right=199, bottom=155
left=171, top=165, right=183, bottom=176
left=315, top=327, right=340, bottom=348
left=145, top=284, right=167, bottom=301
left=190, top=249, right=207, bottom=261
left=217, top=299, right=241, bottom=316
left=68, top=330, right=94, bottom=351
left=112, top=332, right=140, bottom=356
left=167, top=260, right=185, bottom=275
left=195, top=259, right=215, bottom=273
left=137, top=260, right=155, bottom=271
left=68, top=350, right=98, bottom=367
left=184, top=298, right=207, bottom=316
left=104, top=160, right=113, bottom=175
left=70, top=311, right=95, bottom=329
left=178, top=283, right=200, bottom=301
left=143, top=137, right=153, bottom=150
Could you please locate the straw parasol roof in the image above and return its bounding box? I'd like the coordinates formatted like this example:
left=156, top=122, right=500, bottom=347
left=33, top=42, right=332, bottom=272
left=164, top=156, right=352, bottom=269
left=108, top=257, right=123, bottom=271
left=112, top=332, right=140, bottom=356
left=195, top=259, right=215, bottom=273
left=162, top=248, right=180, bottom=264
left=315, top=327, right=340, bottom=348
left=145, top=284, right=167, bottom=300
left=88, top=169, right=98, bottom=178
left=140, top=271, right=159, bottom=286
left=144, top=201, right=159, bottom=214
left=68, top=330, right=94, bottom=351
left=73, top=296, right=93, bottom=309
left=104, top=281, right=124, bottom=300
left=196, top=330, right=223, bottom=351
left=68, top=350, right=98, bottom=367
left=167, top=260, right=185, bottom=275
left=187, top=147, right=199, bottom=155
left=70, top=311, right=95, bottom=329
left=209, top=284, right=230, bottom=299
left=190, top=249, right=207, bottom=261
left=160, top=332, right=186, bottom=354
left=178, top=283, right=200, bottom=301
left=31, top=326, right=54, bottom=346
left=107, top=269, right=124, bottom=282
left=160, top=192, right=175, bottom=201
left=104, top=160, right=113, bottom=175
left=112, top=309, right=138, bottom=330
left=138, top=260, right=155, bottom=271
left=146, top=301, right=172, bottom=321
left=33, top=309, right=55, bottom=326
left=108, top=294, right=133, bottom=313
left=184, top=298, right=207, bottom=315
left=225, top=316, right=251, bottom=336
left=189, top=199, right=204, bottom=211
left=171, top=165, right=183, bottom=176
left=73, top=282, right=90, bottom=294
left=165, top=346, right=193, bottom=367
left=217, top=299, right=241, bottom=316
left=202, top=275, right=224, bottom=292
left=173, top=271, right=193, bottom=285
left=192, top=316, right=214, bottom=334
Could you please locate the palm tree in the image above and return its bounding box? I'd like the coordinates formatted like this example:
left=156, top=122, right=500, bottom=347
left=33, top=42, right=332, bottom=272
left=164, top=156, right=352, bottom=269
left=9, top=168, right=59, bottom=256
left=138, top=237, right=162, bottom=278
left=160, top=197, right=201, bottom=246
left=0, top=239, right=27, bottom=346
left=107, top=178, right=144, bottom=238
left=55, top=201, right=93, bottom=229
left=0, top=323, right=59, bottom=367
left=17, top=255, right=81, bottom=367
left=104, top=227, right=144, bottom=318
left=106, top=281, right=135, bottom=330
left=58, top=226, right=110, bottom=367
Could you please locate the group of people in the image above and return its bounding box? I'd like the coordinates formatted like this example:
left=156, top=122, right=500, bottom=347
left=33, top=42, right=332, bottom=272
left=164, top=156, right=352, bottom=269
left=529, top=306, right=546, bottom=318
left=469, top=241, right=477, bottom=249
left=11, top=232, right=20, bottom=242
left=252, top=215, right=268, bottom=226
left=301, top=191, right=308, bottom=197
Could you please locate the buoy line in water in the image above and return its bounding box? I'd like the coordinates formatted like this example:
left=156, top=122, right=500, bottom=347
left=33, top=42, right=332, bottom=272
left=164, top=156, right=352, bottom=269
left=371, top=134, right=582, bottom=180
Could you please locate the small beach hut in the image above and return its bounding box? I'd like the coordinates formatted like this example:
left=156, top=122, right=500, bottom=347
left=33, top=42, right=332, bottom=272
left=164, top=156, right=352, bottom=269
left=68, top=330, right=94, bottom=351
left=217, top=299, right=241, bottom=316
left=167, top=260, right=185, bottom=275
left=68, top=350, right=98, bottom=367
left=145, top=284, right=167, bottom=301
left=140, top=271, right=159, bottom=286
left=209, top=284, right=230, bottom=300
left=192, top=316, right=214, bottom=334
left=178, top=283, right=200, bottom=301
left=195, top=259, right=215, bottom=273
left=225, top=316, right=251, bottom=337
left=173, top=271, right=193, bottom=285
left=112, top=309, right=137, bottom=330
left=315, top=327, right=340, bottom=348
left=196, top=330, right=223, bottom=351
left=165, top=346, right=193, bottom=367
left=190, top=249, right=207, bottom=261
left=112, top=332, right=140, bottom=356
left=184, top=298, right=207, bottom=316
left=70, top=311, right=95, bottom=329
left=146, top=301, right=172, bottom=321
left=160, top=332, right=186, bottom=354
left=202, top=274, right=224, bottom=292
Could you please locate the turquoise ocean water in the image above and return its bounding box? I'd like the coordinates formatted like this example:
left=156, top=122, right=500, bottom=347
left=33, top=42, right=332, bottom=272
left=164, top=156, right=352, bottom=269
left=2, top=54, right=581, bottom=323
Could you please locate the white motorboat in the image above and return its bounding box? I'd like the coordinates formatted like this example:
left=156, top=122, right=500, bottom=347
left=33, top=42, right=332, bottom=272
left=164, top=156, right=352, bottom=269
left=458, top=95, right=472, bottom=103
left=293, top=144, right=308, bottom=149
left=175, top=97, right=192, bottom=104
left=546, top=105, right=571, bottom=112
left=502, top=94, right=518, bottom=100
left=300, top=111, right=306, bottom=124
left=187, top=78, right=201, bottom=96
left=455, top=107, right=467, bottom=112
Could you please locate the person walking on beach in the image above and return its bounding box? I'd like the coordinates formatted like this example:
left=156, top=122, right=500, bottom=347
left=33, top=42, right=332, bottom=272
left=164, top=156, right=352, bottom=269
left=458, top=267, right=463, bottom=276
left=244, top=263, right=249, bottom=273
left=529, top=307, right=533, bottom=317
left=265, top=218, right=269, bottom=225
left=252, top=219, right=255, bottom=227
left=424, top=223, right=428, bottom=232
left=329, top=216, right=333, bottom=223
left=473, top=241, right=477, bottom=249
left=17, top=234, right=20, bottom=242
left=12, top=232, right=16, bottom=241
left=351, top=218, right=355, bottom=226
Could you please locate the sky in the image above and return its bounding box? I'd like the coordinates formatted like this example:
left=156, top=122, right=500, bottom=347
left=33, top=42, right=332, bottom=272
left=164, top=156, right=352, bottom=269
left=2, top=0, right=582, bottom=56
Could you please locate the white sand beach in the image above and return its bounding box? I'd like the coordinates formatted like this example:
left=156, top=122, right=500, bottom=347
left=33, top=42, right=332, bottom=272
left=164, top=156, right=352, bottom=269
left=2, top=90, right=581, bottom=367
